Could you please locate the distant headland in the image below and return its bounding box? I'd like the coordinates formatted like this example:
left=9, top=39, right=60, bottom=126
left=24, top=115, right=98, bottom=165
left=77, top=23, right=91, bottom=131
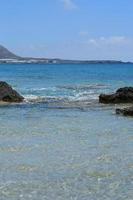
left=0, top=45, right=132, bottom=64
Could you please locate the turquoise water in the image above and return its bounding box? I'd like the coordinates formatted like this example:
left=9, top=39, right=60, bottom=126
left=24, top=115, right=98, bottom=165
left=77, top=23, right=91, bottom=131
left=0, top=63, right=133, bottom=200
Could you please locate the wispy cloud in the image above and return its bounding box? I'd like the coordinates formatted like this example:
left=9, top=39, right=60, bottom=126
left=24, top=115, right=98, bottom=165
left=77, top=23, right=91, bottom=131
left=60, top=0, right=78, bottom=10
left=87, top=36, right=129, bottom=46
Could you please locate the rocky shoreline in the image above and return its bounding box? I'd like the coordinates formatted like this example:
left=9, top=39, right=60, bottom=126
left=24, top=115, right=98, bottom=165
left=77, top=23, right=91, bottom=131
left=0, top=81, right=133, bottom=117
left=99, top=87, right=133, bottom=116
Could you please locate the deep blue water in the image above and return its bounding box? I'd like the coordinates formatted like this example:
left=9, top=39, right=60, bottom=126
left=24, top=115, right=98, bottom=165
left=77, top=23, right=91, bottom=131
left=0, top=63, right=133, bottom=200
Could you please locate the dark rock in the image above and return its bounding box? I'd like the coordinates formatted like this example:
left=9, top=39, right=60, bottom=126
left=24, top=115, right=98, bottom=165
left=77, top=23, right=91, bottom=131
left=116, top=106, right=133, bottom=116
left=99, top=87, right=133, bottom=104
left=0, top=81, right=24, bottom=103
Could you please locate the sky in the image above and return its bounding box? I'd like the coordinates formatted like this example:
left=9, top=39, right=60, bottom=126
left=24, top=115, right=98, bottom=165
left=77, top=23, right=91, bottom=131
left=0, top=0, right=133, bottom=61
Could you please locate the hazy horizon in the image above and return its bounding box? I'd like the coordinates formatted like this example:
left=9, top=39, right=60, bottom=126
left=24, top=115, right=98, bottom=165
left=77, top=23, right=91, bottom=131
left=0, top=0, right=133, bottom=61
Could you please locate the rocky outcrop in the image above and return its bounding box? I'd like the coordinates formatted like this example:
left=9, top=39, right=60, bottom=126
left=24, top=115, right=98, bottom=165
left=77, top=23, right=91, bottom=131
left=116, top=106, right=133, bottom=116
left=99, top=87, right=133, bottom=104
left=0, top=81, right=24, bottom=103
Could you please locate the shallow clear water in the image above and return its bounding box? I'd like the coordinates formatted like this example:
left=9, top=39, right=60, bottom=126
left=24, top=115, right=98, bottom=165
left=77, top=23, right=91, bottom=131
left=0, top=63, right=133, bottom=200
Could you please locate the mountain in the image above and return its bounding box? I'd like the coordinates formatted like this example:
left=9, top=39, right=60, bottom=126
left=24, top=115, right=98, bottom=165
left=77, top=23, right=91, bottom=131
left=0, top=45, right=19, bottom=59
left=0, top=44, right=131, bottom=64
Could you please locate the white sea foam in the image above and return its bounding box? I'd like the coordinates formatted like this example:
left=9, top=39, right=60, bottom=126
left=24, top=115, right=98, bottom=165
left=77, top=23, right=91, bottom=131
left=31, top=87, right=57, bottom=91
left=23, top=94, right=98, bottom=109
left=22, top=83, right=108, bottom=108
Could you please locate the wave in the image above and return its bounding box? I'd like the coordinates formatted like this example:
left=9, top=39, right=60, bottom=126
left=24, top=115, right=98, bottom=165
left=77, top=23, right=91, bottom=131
left=24, top=83, right=109, bottom=93
left=21, top=83, right=110, bottom=108
left=57, top=83, right=108, bottom=90
left=24, top=93, right=99, bottom=108
left=24, top=95, right=68, bottom=103
left=30, top=87, right=57, bottom=92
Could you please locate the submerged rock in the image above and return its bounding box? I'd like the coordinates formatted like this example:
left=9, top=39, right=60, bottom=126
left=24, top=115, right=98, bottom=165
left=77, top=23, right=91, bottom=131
left=0, top=81, right=24, bottom=103
left=99, top=87, right=133, bottom=104
left=116, top=106, right=133, bottom=116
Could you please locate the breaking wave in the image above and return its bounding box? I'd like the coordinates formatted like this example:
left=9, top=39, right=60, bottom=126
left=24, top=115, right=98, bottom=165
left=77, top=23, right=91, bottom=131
left=24, top=95, right=98, bottom=108
left=57, top=83, right=108, bottom=90
left=22, top=83, right=110, bottom=108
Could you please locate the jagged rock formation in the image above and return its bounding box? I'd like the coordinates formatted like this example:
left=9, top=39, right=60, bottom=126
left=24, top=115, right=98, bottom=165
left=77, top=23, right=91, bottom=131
left=0, top=81, right=24, bottom=103
left=99, top=87, right=133, bottom=104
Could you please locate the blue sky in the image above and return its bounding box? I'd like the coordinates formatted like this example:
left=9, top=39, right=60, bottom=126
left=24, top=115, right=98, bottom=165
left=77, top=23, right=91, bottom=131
left=0, top=0, right=133, bottom=61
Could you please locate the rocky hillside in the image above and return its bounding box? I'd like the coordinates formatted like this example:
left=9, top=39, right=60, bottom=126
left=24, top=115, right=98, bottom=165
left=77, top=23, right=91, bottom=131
left=0, top=45, right=19, bottom=59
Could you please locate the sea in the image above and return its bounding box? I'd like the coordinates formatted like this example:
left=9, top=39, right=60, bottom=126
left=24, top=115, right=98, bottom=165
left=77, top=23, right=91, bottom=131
left=0, top=63, right=133, bottom=200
